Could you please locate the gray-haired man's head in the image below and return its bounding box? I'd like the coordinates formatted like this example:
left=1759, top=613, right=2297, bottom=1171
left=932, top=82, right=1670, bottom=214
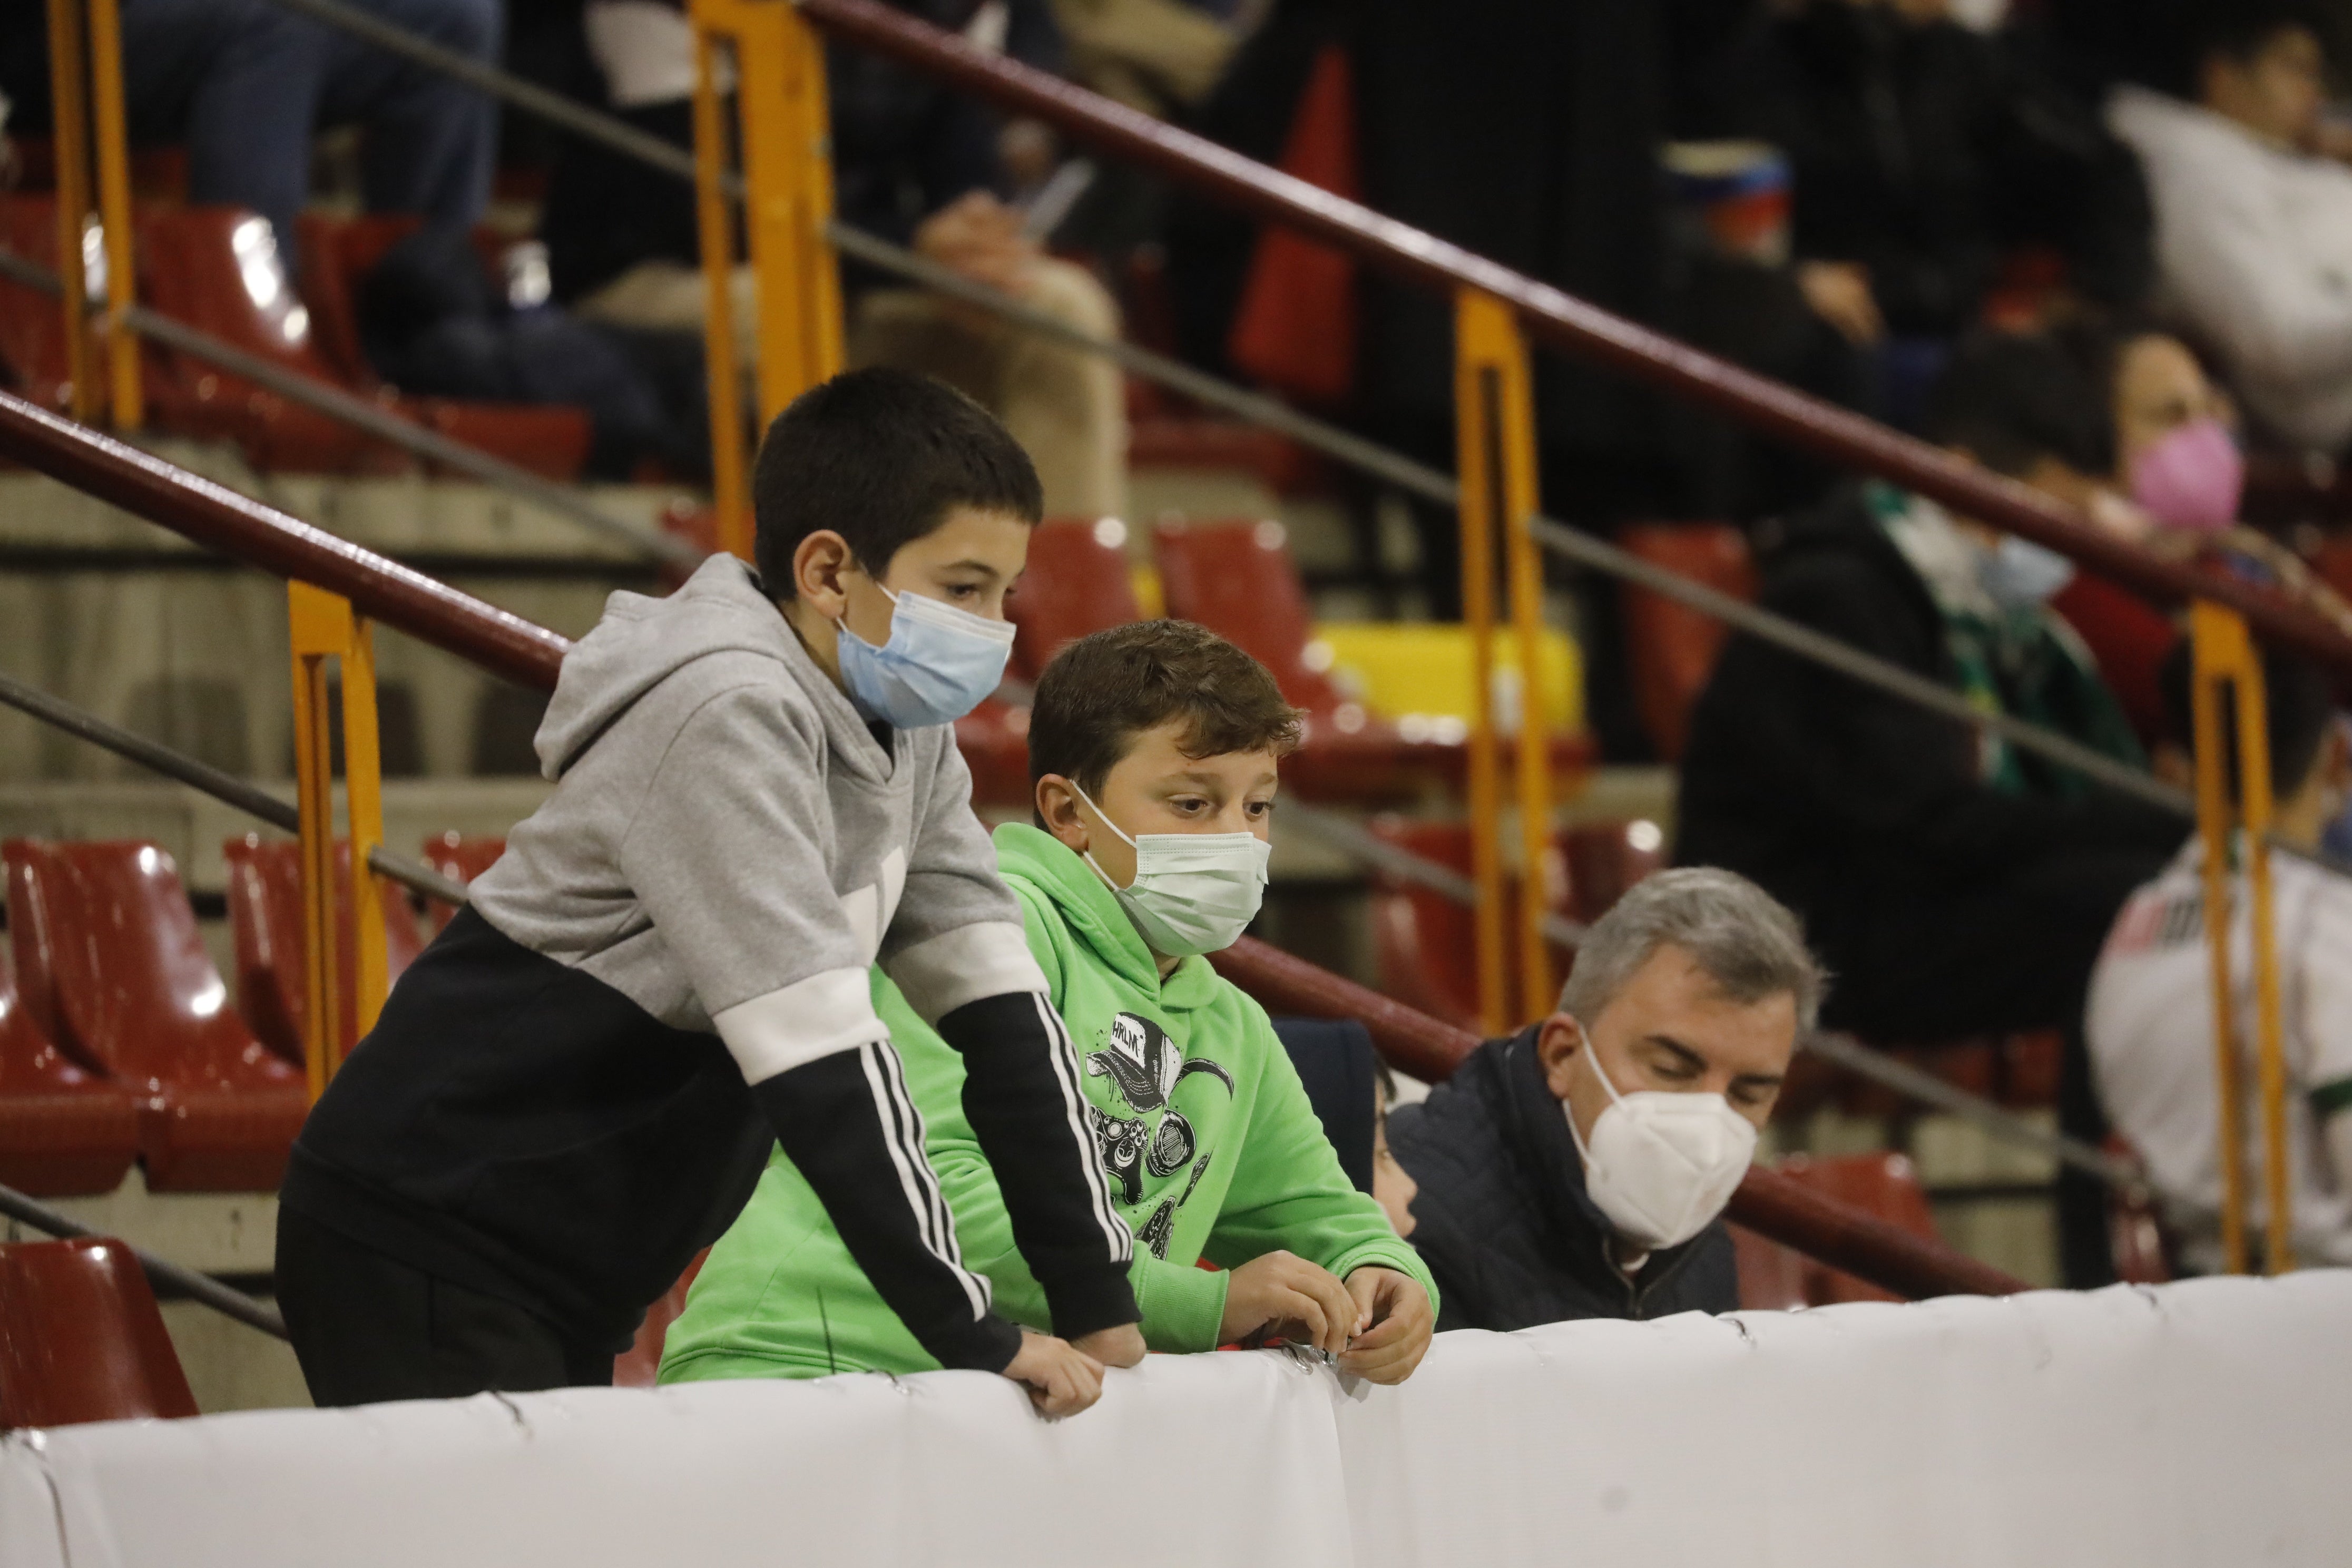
left=1541, top=867, right=1826, bottom=1144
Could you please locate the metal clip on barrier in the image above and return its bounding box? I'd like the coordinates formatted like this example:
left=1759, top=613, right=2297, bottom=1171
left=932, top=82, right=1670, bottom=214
left=287, top=582, right=391, bottom=1100
left=2188, top=603, right=2292, bottom=1273
left=691, top=0, right=847, bottom=556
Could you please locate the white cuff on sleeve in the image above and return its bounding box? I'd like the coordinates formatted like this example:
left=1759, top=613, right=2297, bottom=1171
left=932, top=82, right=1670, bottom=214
left=714, top=967, right=887, bottom=1085
left=884, top=923, right=1051, bottom=1024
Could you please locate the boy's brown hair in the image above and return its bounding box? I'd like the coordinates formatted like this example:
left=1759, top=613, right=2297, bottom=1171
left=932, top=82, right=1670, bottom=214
left=1027, top=621, right=1303, bottom=800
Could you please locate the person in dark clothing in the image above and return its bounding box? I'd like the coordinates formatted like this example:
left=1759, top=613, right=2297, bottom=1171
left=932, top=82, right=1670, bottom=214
left=1389, top=868, right=1820, bottom=1329
left=1677, top=331, right=2188, bottom=1287
left=1681, top=0, right=2154, bottom=343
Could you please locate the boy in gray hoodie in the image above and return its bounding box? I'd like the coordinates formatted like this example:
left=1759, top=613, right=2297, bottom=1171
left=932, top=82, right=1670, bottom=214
left=276, top=369, right=1138, bottom=1415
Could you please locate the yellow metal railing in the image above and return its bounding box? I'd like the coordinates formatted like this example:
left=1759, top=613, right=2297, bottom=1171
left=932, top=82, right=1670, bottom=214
left=2189, top=603, right=2292, bottom=1273
left=691, top=0, right=848, bottom=558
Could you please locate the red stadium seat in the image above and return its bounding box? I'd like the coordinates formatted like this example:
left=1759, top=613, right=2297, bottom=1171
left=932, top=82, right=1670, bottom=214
left=955, top=697, right=1034, bottom=809
left=1366, top=818, right=1596, bottom=1035
left=0, top=1236, right=198, bottom=1427
left=1618, top=523, right=1756, bottom=762
left=1006, top=516, right=1143, bottom=680
left=1561, top=819, right=1668, bottom=928
left=1774, top=1151, right=1941, bottom=1305
left=4, top=840, right=307, bottom=1192
left=0, top=953, right=140, bottom=1198
left=611, top=1247, right=711, bottom=1388
left=0, top=193, right=75, bottom=410
left=293, top=212, right=593, bottom=482
left=222, top=835, right=424, bottom=1066
left=419, top=832, right=506, bottom=932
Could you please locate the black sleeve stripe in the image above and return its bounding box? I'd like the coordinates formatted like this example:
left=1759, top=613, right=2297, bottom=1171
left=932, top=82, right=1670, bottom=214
left=856, top=1041, right=991, bottom=1319
left=1031, top=992, right=1134, bottom=1264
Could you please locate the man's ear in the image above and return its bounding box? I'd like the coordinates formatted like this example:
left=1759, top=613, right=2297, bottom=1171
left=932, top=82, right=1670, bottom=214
left=1034, top=773, right=1091, bottom=855
left=792, top=529, right=857, bottom=616
left=1535, top=1012, right=1585, bottom=1101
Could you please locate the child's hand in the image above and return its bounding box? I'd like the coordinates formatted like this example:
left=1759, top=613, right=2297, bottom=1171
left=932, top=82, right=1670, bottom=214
left=1336, top=1267, right=1433, bottom=1385
left=1002, top=1330, right=1106, bottom=1417
left=1071, top=1322, right=1146, bottom=1368
left=1219, top=1250, right=1362, bottom=1356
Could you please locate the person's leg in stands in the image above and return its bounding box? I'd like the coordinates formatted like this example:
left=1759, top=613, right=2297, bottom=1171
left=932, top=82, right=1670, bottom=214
left=120, top=0, right=326, bottom=246
left=276, top=1209, right=609, bottom=1406
left=321, top=0, right=501, bottom=228
left=1818, top=842, right=2171, bottom=1289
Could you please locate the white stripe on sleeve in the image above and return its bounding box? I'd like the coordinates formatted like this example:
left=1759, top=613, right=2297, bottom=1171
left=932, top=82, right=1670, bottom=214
left=1034, top=993, right=1134, bottom=1264
left=884, top=921, right=1052, bottom=1025
left=859, top=1041, right=992, bottom=1319
left=714, top=967, right=887, bottom=1085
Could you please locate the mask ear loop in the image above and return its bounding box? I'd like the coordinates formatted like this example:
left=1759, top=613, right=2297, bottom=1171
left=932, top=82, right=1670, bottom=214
left=830, top=571, right=900, bottom=651
left=1065, top=780, right=1136, bottom=891
left=1562, top=1023, right=1619, bottom=1164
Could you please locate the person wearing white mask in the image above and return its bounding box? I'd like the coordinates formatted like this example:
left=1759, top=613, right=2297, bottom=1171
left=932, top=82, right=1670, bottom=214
left=664, top=619, right=1438, bottom=1387
left=1388, top=868, right=1817, bottom=1326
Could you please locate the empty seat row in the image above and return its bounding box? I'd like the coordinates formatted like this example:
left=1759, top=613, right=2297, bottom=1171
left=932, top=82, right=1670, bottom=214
left=957, top=515, right=1595, bottom=806
left=0, top=194, right=591, bottom=479
left=0, top=835, right=506, bottom=1197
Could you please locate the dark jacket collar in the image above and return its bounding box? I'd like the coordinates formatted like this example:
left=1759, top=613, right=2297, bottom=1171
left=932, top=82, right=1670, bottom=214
left=1485, top=1026, right=1720, bottom=1314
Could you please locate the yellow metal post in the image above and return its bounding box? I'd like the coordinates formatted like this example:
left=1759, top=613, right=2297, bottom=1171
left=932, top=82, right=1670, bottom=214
left=43, top=0, right=100, bottom=424
left=82, top=0, right=142, bottom=430
left=1457, top=290, right=1552, bottom=1034
left=691, top=26, right=752, bottom=559
left=2189, top=602, right=2292, bottom=1272
left=288, top=582, right=391, bottom=1100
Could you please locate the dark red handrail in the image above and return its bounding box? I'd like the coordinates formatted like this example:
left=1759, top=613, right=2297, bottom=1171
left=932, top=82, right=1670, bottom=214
left=1212, top=936, right=2028, bottom=1299
left=798, top=0, right=2352, bottom=681
left=0, top=385, right=2020, bottom=1300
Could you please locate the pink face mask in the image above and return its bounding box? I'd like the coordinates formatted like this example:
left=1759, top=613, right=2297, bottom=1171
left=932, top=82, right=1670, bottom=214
left=2129, top=417, right=2242, bottom=534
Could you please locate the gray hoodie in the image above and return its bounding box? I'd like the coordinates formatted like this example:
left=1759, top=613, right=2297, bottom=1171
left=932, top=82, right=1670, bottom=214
left=286, top=557, right=1131, bottom=1367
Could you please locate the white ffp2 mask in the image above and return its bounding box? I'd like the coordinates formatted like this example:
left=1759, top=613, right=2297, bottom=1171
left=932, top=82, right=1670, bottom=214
left=1565, top=1037, right=1757, bottom=1251
left=1072, top=783, right=1270, bottom=957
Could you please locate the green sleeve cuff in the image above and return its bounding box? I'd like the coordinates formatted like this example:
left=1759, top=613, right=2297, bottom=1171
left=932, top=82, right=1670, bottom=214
left=1132, top=1255, right=1231, bottom=1353
left=1325, top=1240, right=1441, bottom=1321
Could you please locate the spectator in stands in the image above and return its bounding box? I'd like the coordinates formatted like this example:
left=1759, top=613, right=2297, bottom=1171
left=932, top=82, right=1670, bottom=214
left=1681, top=0, right=2154, bottom=349
left=1387, top=869, right=1816, bottom=1328
left=276, top=370, right=1136, bottom=1416
left=0, top=0, right=500, bottom=262
left=1678, top=330, right=2189, bottom=1286
left=539, top=0, right=1127, bottom=518
left=661, top=621, right=1436, bottom=1385
left=2106, top=2, right=2352, bottom=453
left=2089, top=642, right=2352, bottom=1271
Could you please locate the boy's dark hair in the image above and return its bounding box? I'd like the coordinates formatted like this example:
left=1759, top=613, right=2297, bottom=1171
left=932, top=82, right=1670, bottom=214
left=2188, top=0, right=2319, bottom=73
left=1927, top=330, right=2112, bottom=479
left=1027, top=621, right=1304, bottom=808
left=2158, top=638, right=2336, bottom=803
left=751, top=367, right=1043, bottom=596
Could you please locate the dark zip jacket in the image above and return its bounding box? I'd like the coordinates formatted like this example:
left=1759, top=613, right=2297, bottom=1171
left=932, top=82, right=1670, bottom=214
left=1386, top=1028, right=1737, bottom=1328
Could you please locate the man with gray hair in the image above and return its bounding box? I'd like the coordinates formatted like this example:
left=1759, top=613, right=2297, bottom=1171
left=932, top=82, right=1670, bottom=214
left=1387, top=868, right=1824, bottom=1327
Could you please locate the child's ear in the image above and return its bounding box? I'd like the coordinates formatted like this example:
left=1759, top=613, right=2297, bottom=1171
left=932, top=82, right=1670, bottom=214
left=1034, top=774, right=1090, bottom=854
left=792, top=529, right=857, bottom=615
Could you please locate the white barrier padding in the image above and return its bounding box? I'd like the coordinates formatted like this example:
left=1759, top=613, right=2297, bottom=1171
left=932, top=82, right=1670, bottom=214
left=5, top=1275, right=2349, bottom=1568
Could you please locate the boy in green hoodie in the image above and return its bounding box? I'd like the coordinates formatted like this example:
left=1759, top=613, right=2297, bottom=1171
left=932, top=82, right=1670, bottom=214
left=661, top=621, right=1436, bottom=1385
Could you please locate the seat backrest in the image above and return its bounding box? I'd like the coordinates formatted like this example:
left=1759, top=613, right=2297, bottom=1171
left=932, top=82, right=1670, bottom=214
left=1618, top=523, right=1757, bottom=762
left=292, top=212, right=426, bottom=388
left=0, top=193, right=73, bottom=409
left=1152, top=518, right=1345, bottom=711
left=3, top=839, right=283, bottom=1090
left=420, top=833, right=507, bottom=932
left=135, top=207, right=350, bottom=388
left=1366, top=819, right=1486, bottom=1033
left=223, top=836, right=425, bottom=1064
left=0, top=947, right=101, bottom=1094
left=1561, top=820, right=1667, bottom=927
left=0, top=1237, right=198, bottom=1426
left=1006, top=517, right=1144, bottom=680
left=1775, top=1152, right=1939, bottom=1305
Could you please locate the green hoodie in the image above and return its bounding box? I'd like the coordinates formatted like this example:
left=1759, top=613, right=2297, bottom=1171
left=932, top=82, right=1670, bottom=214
left=659, top=822, right=1434, bottom=1380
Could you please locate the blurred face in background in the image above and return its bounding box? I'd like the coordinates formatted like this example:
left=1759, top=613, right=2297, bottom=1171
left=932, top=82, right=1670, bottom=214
left=2111, top=334, right=2231, bottom=480
left=2203, top=25, right=2326, bottom=149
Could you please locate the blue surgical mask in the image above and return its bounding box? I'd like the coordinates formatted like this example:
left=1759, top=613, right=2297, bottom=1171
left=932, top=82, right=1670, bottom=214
left=1977, top=534, right=2075, bottom=610
left=833, top=583, right=1015, bottom=729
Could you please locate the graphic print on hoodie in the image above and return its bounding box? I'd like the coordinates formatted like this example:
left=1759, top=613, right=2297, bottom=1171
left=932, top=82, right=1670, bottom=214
left=282, top=557, right=1132, bottom=1364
